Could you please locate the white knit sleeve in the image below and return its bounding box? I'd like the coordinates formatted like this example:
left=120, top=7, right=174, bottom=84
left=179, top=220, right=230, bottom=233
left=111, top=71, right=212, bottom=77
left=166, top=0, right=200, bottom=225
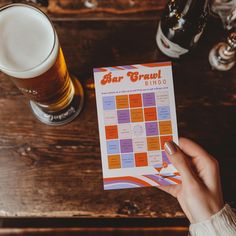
left=189, top=204, right=236, bottom=236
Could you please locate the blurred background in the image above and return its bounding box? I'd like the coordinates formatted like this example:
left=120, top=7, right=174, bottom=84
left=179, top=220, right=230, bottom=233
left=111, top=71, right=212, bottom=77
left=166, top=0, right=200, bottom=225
left=0, top=0, right=166, bottom=19
left=0, top=0, right=235, bottom=236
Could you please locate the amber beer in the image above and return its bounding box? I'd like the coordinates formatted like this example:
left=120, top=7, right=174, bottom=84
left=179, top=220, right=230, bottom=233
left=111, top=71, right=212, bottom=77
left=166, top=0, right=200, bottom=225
left=12, top=48, right=74, bottom=112
left=0, top=4, right=84, bottom=125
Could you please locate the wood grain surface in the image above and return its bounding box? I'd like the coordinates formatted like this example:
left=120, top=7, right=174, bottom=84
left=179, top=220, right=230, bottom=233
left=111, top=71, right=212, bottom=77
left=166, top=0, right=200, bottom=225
left=0, top=16, right=236, bottom=219
left=0, top=0, right=165, bottom=20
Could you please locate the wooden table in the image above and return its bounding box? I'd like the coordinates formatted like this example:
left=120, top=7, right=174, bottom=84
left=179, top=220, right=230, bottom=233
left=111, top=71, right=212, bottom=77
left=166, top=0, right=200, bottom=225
left=0, top=15, right=235, bottom=225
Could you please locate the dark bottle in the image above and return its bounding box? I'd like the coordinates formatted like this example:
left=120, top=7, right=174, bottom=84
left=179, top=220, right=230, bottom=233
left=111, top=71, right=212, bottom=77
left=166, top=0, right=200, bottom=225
left=156, top=0, right=209, bottom=58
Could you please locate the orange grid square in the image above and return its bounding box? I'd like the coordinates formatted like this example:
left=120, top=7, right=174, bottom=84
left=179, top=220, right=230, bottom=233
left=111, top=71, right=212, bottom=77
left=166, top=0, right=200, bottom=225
left=105, top=125, right=118, bottom=139
left=116, top=95, right=129, bottom=109
left=130, top=108, right=143, bottom=122
left=147, top=137, right=160, bottom=151
left=159, top=121, right=172, bottom=135
left=108, top=155, right=121, bottom=169
left=144, top=107, right=157, bottom=121
left=135, top=153, right=148, bottom=167
left=129, top=94, right=142, bottom=108
left=160, top=135, right=173, bottom=150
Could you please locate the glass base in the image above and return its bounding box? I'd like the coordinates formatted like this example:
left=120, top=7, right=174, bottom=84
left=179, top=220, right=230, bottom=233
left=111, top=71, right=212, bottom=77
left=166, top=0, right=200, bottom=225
left=209, top=43, right=235, bottom=71
left=30, top=76, right=84, bottom=126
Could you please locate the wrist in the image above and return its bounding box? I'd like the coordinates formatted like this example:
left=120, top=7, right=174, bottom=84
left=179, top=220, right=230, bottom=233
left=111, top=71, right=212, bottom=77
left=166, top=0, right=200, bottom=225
left=178, top=195, right=224, bottom=223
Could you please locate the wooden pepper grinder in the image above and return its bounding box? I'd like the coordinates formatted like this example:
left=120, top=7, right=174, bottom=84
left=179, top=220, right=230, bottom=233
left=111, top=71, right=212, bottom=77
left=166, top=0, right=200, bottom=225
left=209, top=32, right=236, bottom=71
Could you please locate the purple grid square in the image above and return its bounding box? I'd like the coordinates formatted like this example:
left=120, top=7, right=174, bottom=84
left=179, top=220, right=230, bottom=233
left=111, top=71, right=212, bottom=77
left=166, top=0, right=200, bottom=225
left=120, top=139, right=133, bottom=153
left=145, top=122, right=158, bottom=136
left=117, top=110, right=130, bottom=124
left=143, top=93, right=156, bottom=107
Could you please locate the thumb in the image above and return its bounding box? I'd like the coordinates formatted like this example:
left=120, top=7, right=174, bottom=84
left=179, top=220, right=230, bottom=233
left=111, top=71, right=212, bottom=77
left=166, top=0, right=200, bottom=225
left=164, top=141, right=196, bottom=184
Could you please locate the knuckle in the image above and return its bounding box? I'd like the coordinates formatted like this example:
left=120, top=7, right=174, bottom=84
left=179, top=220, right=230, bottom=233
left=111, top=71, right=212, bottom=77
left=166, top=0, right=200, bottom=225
left=176, top=156, right=186, bottom=166
left=176, top=152, right=188, bottom=164
left=209, top=157, right=219, bottom=170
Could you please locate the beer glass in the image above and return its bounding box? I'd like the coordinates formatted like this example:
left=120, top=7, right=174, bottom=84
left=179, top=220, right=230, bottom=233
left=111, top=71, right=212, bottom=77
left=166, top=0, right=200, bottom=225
left=0, top=3, right=84, bottom=125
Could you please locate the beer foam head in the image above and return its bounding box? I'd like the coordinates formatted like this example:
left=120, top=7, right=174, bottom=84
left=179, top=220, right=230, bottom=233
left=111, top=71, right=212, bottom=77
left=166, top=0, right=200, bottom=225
left=0, top=4, right=58, bottom=78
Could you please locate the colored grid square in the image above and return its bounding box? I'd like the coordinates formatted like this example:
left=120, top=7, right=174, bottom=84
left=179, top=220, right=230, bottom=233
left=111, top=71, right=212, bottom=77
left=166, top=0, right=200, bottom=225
left=121, top=153, right=135, bottom=168
left=142, top=93, right=156, bottom=107
left=162, top=151, right=171, bottom=164
left=103, top=96, right=115, bottom=110
left=148, top=151, right=162, bottom=167
left=117, top=109, right=130, bottom=124
left=158, top=106, right=171, bottom=120
left=130, top=108, right=143, bottom=122
left=120, top=139, right=133, bottom=153
left=129, top=94, right=142, bottom=108
left=135, top=153, right=148, bottom=167
left=145, top=122, right=158, bottom=136
left=147, top=137, right=160, bottom=151
left=108, top=155, right=121, bottom=169
left=133, top=137, right=147, bottom=152
left=144, top=107, right=157, bottom=121
left=159, top=120, right=172, bottom=135
left=160, top=135, right=173, bottom=150
left=107, top=140, right=120, bottom=154
left=105, top=125, right=118, bottom=139
left=116, top=95, right=129, bottom=109
left=118, top=124, right=132, bottom=139
left=156, top=91, right=169, bottom=106
left=131, top=123, right=145, bottom=137
left=104, top=110, right=117, bottom=125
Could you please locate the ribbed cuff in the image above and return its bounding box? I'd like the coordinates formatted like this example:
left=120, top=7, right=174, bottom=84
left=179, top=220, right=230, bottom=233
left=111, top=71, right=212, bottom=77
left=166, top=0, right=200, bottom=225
left=189, top=204, right=236, bottom=236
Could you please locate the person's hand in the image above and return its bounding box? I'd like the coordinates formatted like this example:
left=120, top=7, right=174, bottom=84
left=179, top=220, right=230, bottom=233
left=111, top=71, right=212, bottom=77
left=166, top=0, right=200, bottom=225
left=158, top=138, right=224, bottom=223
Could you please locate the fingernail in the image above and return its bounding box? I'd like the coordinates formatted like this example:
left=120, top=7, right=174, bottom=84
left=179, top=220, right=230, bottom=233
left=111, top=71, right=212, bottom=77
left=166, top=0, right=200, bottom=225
left=164, top=141, right=177, bottom=155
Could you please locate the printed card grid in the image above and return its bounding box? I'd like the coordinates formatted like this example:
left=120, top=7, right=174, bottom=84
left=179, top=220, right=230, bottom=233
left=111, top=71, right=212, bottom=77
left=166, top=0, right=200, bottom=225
left=103, top=92, right=172, bottom=170
left=94, top=62, right=181, bottom=190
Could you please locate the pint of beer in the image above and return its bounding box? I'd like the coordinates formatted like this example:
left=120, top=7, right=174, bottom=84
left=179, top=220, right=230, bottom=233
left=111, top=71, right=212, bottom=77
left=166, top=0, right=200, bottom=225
left=0, top=4, right=84, bottom=125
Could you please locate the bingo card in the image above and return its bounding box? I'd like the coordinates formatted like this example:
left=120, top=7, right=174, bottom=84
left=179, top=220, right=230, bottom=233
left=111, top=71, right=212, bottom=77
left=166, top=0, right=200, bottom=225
left=94, top=62, right=181, bottom=190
